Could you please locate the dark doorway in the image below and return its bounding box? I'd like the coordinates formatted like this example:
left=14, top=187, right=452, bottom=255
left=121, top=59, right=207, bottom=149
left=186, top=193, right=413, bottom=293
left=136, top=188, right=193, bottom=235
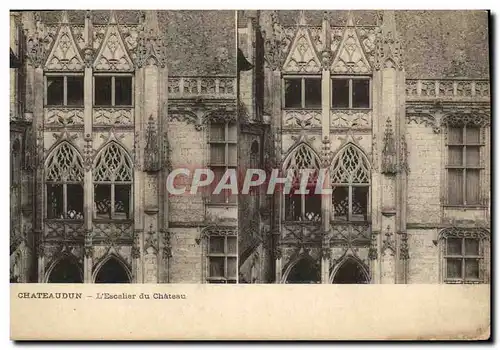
left=95, top=257, right=130, bottom=283
left=286, top=258, right=321, bottom=284
left=332, top=258, right=369, bottom=284
left=48, top=257, right=83, bottom=283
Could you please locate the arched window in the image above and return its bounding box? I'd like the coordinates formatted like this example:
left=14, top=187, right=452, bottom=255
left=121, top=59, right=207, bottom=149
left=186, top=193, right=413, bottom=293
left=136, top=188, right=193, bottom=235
left=331, top=257, right=369, bottom=284
left=45, top=142, right=84, bottom=220
left=47, top=256, right=83, bottom=283
left=285, top=258, right=321, bottom=284
left=93, top=142, right=133, bottom=220
left=330, top=143, right=370, bottom=222
left=94, top=256, right=131, bottom=283
left=282, top=143, right=321, bottom=222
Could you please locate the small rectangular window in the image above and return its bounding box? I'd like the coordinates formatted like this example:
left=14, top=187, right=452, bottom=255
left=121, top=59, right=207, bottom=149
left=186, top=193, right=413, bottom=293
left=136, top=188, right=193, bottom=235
left=444, top=236, right=483, bottom=283
left=352, top=79, right=370, bottom=108
left=304, top=78, right=321, bottom=108
left=285, top=193, right=302, bottom=221
left=94, top=75, right=133, bottom=106
left=46, top=184, right=64, bottom=219
left=207, top=235, right=237, bottom=283
left=94, top=76, right=112, bottom=106
left=46, top=77, right=64, bottom=106
left=331, top=79, right=349, bottom=108
left=67, top=184, right=84, bottom=219
left=94, top=184, right=111, bottom=219
left=332, top=185, right=369, bottom=222
left=46, top=183, right=84, bottom=220
left=115, top=76, right=132, bottom=106
left=284, top=78, right=302, bottom=108
left=284, top=77, right=322, bottom=109
left=114, top=185, right=131, bottom=220
left=66, top=76, right=84, bottom=106
left=332, top=78, right=370, bottom=109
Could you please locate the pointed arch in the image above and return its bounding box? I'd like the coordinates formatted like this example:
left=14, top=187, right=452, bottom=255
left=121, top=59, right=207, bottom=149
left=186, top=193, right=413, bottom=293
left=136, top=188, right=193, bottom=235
left=45, top=141, right=84, bottom=182
left=45, top=141, right=84, bottom=220
left=93, top=141, right=133, bottom=220
left=93, top=253, right=132, bottom=283
left=330, top=255, right=370, bottom=284
left=330, top=142, right=370, bottom=222
left=282, top=254, right=321, bottom=284
left=93, top=141, right=133, bottom=182
left=282, top=142, right=322, bottom=222
left=282, top=142, right=321, bottom=183
left=330, top=142, right=370, bottom=185
left=45, top=253, right=83, bottom=283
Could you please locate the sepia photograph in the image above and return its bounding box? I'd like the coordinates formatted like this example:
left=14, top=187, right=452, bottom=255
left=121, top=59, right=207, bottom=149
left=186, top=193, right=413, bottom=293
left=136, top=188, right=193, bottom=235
left=8, top=7, right=492, bottom=340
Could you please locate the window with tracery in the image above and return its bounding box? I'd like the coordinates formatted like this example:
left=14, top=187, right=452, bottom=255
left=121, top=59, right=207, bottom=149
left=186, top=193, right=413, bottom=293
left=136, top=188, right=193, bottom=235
left=93, top=143, right=133, bottom=220
left=330, top=144, right=370, bottom=222
left=440, top=228, right=489, bottom=284
left=45, top=142, right=84, bottom=220
left=283, top=144, right=321, bottom=222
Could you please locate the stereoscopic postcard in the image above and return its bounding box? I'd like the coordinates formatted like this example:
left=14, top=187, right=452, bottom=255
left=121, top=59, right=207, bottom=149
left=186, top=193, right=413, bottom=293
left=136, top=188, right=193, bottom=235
left=9, top=9, right=491, bottom=340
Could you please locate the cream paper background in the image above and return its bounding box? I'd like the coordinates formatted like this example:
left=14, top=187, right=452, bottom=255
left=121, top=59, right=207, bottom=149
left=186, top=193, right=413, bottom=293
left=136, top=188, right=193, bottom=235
left=10, top=284, right=490, bottom=340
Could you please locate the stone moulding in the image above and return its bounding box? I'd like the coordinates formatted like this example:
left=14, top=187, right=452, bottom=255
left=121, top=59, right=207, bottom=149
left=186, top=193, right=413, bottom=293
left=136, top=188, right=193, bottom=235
left=406, top=79, right=490, bottom=101
left=168, top=77, right=236, bottom=99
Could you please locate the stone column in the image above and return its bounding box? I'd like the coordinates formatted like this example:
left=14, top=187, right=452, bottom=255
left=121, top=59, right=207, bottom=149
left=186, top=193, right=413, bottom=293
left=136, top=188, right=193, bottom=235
left=134, top=66, right=144, bottom=283
left=270, top=69, right=283, bottom=283
left=373, top=11, right=406, bottom=284
left=83, top=61, right=93, bottom=283
left=33, top=66, right=44, bottom=282
left=320, top=68, right=331, bottom=284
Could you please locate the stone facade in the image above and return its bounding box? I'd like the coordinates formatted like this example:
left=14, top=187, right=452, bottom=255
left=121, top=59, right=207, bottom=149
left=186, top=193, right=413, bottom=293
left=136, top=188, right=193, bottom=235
left=237, top=10, right=491, bottom=284
left=10, top=10, right=237, bottom=283
left=10, top=10, right=491, bottom=285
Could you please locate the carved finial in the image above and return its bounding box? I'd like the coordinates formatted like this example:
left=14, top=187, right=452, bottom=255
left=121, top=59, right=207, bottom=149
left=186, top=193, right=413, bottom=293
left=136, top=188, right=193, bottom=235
left=84, top=10, right=93, bottom=54
left=322, top=11, right=328, bottom=22
left=298, top=10, right=307, bottom=26
left=144, top=10, right=160, bottom=34
left=135, top=11, right=166, bottom=68
left=375, top=10, right=403, bottom=70
left=381, top=10, right=397, bottom=36
left=346, top=10, right=354, bottom=27
left=61, top=10, right=69, bottom=24
left=381, top=118, right=398, bottom=175
left=109, top=10, right=117, bottom=24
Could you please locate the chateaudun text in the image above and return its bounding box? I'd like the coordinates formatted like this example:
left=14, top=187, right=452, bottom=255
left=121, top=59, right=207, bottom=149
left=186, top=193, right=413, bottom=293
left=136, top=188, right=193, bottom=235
left=17, top=292, right=187, bottom=300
